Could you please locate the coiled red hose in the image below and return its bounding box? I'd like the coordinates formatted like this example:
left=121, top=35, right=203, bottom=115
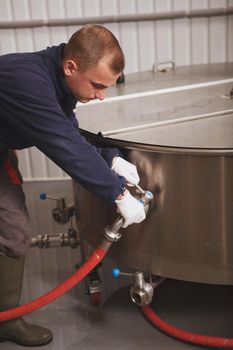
left=0, top=247, right=107, bottom=321
left=141, top=305, right=233, bottom=349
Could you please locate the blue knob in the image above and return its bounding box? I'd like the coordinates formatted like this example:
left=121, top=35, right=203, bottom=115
left=39, top=192, right=47, bottom=200
left=112, top=268, right=120, bottom=278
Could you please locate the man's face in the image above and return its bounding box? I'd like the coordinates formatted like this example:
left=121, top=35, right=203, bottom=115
left=64, top=59, right=121, bottom=103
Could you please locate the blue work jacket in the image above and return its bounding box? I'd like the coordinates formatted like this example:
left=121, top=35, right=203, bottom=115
left=0, top=44, right=125, bottom=201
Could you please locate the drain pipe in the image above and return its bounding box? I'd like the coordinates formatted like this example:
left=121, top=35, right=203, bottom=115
left=0, top=190, right=153, bottom=322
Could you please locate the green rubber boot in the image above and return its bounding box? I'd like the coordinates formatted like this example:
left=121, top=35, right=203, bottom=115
left=0, top=255, right=53, bottom=346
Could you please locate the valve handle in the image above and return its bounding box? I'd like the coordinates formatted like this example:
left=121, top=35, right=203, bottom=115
left=39, top=192, right=47, bottom=200
left=112, top=268, right=121, bottom=278
left=39, top=192, right=62, bottom=202
left=112, top=268, right=133, bottom=278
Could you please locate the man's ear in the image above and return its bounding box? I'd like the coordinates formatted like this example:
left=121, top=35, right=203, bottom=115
left=63, top=59, right=78, bottom=77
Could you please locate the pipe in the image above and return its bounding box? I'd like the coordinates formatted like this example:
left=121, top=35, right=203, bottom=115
left=30, top=229, right=79, bottom=248
left=0, top=245, right=108, bottom=321
left=0, top=8, right=233, bottom=30
left=141, top=304, right=233, bottom=349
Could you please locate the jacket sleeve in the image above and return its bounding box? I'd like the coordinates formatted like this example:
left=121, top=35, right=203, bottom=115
left=72, top=112, right=120, bottom=167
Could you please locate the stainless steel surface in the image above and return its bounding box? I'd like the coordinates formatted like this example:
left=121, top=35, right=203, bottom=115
left=77, top=64, right=233, bottom=152
left=74, top=63, right=233, bottom=285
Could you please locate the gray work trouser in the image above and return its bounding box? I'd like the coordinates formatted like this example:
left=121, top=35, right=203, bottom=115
left=0, top=151, right=32, bottom=257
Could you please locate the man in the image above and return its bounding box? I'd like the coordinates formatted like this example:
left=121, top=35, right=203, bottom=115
left=0, top=25, right=146, bottom=346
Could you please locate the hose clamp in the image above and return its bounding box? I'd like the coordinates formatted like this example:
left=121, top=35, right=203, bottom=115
left=104, top=225, right=122, bottom=242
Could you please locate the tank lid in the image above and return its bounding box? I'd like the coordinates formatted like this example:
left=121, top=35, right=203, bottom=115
left=77, top=63, right=233, bottom=151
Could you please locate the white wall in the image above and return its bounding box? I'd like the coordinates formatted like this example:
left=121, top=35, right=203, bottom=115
left=0, top=0, right=233, bottom=180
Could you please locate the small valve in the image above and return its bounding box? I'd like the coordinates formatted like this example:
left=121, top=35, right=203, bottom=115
left=112, top=268, right=154, bottom=306
left=39, top=192, right=75, bottom=224
left=130, top=271, right=154, bottom=306
left=39, top=192, right=66, bottom=205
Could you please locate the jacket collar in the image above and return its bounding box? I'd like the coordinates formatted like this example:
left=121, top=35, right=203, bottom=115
left=43, top=43, right=76, bottom=106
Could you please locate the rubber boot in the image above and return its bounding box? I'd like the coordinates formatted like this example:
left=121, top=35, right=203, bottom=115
left=0, top=255, right=53, bottom=346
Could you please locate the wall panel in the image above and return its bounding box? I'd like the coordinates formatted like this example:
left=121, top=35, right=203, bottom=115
left=155, top=1, right=173, bottom=66
left=100, top=0, right=118, bottom=15
left=11, top=0, right=31, bottom=20
left=29, top=0, right=47, bottom=20
left=0, top=0, right=12, bottom=21
left=210, top=16, right=227, bottom=63
left=138, top=21, right=156, bottom=71
left=228, top=15, right=233, bottom=61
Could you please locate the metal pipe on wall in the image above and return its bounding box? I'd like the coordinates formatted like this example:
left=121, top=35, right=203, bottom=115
left=0, top=7, right=233, bottom=30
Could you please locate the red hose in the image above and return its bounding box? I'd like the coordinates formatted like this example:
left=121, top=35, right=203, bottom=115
left=0, top=247, right=107, bottom=321
left=141, top=305, right=233, bottom=349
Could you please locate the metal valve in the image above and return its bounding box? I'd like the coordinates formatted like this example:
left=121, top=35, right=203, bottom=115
left=40, top=192, right=75, bottom=224
left=130, top=271, right=154, bottom=306
left=112, top=268, right=154, bottom=306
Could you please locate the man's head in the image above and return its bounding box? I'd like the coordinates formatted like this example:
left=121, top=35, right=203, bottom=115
left=63, top=24, right=125, bottom=103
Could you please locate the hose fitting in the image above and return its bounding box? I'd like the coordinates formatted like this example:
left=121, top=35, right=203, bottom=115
left=104, top=219, right=123, bottom=242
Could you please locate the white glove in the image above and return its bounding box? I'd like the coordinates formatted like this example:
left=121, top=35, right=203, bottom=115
left=115, top=190, right=146, bottom=228
left=112, top=157, right=140, bottom=186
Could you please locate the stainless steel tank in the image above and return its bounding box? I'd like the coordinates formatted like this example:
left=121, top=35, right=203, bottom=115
left=73, top=63, right=233, bottom=285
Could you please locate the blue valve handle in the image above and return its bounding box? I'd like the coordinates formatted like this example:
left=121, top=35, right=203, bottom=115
left=112, top=268, right=121, bottom=278
left=39, top=192, right=47, bottom=200
left=112, top=268, right=133, bottom=278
